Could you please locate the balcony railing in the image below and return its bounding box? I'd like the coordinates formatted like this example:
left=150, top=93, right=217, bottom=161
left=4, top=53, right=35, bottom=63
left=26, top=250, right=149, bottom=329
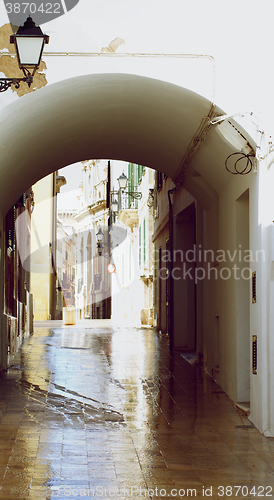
left=118, top=186, right=139, bottom=211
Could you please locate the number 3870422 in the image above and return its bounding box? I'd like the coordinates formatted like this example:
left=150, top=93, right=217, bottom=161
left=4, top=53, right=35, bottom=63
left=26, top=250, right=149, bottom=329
left=5, top=3, right=61, bottom=14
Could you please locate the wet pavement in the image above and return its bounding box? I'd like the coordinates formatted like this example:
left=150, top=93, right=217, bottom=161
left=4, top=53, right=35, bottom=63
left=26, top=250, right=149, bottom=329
left=0, top=320, right=274, bottom=499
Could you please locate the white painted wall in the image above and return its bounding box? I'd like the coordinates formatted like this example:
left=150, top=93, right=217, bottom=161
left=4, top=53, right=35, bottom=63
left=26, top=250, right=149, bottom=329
left=0, top=9, right=274, bottom=433
left=30, top=175, right=55, bottom=320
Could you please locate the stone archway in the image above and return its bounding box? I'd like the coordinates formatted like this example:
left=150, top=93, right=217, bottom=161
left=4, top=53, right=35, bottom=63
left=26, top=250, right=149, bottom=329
left=0, top=72, right=232, bottom=216
left=0, top=72, right=266, bottom=435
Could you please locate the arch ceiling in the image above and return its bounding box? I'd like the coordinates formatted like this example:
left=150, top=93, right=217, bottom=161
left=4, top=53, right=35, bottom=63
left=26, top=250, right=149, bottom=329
left=0, top=73, right=256, bottom=214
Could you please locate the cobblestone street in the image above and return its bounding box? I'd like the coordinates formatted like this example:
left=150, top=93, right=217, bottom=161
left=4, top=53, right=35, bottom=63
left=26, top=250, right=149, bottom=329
left=0, top=320, right=273, bottom=499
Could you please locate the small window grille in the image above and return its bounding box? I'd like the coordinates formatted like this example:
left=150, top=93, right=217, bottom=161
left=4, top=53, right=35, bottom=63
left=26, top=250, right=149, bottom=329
left=252, top=271, right=256, bottom=303
left=252, top=335, right=257, bottom=375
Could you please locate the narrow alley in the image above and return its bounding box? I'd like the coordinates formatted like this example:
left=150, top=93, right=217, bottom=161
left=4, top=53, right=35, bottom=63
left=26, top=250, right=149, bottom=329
left=0, top=321, right=273, bottom=499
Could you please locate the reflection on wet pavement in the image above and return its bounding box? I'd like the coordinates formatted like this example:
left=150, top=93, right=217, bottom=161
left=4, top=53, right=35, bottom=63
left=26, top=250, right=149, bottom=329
left=0, top=320, right=274, bottom=499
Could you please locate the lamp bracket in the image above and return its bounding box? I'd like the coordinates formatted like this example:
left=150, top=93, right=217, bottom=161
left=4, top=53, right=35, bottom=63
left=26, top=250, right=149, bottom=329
left=21, top=66, right=36, bottom=78
left=110, top=189, right=142, bottom=200
left=125, top=191, right=142, bottom=200
left=0, top=73, right=33, bottom=92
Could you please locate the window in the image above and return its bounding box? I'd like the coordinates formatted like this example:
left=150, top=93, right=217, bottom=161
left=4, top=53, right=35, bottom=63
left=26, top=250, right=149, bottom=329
left=139, top=226, right=142, bottom=268
left=128, top=163, right=144, bottom=209
left=94, top=273, right=101, bottom=291
left=138, top=165, right=145, bottom=184
left=129, top=243, right=132, bottom=281
left=122, top=254, right=125, bottom=285
left=156, top=171, right=163, bottom=191
left=143, top=218, right=146, bottom=266
left=128, top=163, right=135, bottom=209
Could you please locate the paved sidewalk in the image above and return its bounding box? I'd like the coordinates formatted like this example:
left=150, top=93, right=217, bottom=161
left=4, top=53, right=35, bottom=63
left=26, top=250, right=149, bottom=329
left=0, top=321, right=274, bottom=499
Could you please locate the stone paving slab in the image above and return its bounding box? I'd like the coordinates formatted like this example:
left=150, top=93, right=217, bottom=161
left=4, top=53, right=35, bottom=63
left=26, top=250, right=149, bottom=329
left=0, top=321, right=273, bottom=499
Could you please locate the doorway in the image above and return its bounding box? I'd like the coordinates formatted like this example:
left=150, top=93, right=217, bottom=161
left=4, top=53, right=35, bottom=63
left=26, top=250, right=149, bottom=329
left=173, top=203, right=196, bottom=349
left=236, top=189, right=250, bottom=402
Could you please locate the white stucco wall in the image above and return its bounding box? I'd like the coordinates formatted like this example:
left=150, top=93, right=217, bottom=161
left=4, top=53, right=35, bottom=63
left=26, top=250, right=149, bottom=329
left=0, top=0, right=274, bottom=435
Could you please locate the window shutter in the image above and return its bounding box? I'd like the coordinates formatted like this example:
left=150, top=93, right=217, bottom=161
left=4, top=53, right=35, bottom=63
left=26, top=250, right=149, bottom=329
left=143, top=218, right=146, bottom=266
left=122, top=254, right=125, bottom=285
left=139, top=226, right=142, bottom=268
left=129, top=244, right=132, bottom=281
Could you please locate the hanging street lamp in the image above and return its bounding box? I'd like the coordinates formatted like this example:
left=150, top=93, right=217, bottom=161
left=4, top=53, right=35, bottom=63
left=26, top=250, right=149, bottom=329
left=112, top=171, right=142, bottom=203
left=96, top=227, right=104, bottom=256
left=111, top=198, right=119, bottom=213
left=96, top=227, right=104, bottom=242
left=117, top=171, right=128, bottom=191
left=0, top=16, right=49, bottom=93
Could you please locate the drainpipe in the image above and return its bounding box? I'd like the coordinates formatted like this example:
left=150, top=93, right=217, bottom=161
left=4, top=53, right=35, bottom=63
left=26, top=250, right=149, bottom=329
left=168, top=187, right=175, bottom=350
left=51, top=172, right=57, bottom=320
left=107, top=160, right=111, bottom=318
left=107, top=160, right=111, bottom=211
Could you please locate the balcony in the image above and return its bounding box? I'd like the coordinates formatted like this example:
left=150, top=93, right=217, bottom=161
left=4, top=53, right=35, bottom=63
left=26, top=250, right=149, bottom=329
left=116, top=187, right=139, bottom=230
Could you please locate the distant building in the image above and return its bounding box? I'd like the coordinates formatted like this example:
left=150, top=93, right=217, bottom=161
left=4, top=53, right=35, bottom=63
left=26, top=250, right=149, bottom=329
left=111, top=164, right=154, bottom=326
left=2, top=189, right=34, bottom=368
left=74, top=160, right=111, bottom=319
left=56, top=212, right=76, bottom=319
left=30, top=172, right=66, bottom=320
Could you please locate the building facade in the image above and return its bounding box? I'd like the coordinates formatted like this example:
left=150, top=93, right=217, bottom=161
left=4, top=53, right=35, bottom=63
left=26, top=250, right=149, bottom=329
left=1, top=190, right=34, bottom=369
left=74, top=160, right=111, bottom=319
left=56, top=212, right=76, bottom=319
left=152, top=145, right=259, bottom=425
left=1, top=25, right=274, bottom=436
left=30, top=172, right=66, bottom=320
left=111, top=164, right=154, bottom=326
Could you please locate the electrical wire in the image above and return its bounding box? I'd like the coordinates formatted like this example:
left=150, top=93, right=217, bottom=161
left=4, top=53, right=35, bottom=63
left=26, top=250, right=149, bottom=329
left=225, top=152, right=255, bottom=175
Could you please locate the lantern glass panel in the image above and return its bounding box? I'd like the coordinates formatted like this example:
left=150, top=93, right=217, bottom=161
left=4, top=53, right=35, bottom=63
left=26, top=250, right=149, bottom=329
left=16, top=37, right=44, bottom=66
left=118, top=173, right=127, bottom=190
left=97, top=229, right=103, bottom=242
left=112, top=200, right=118, bottom=213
